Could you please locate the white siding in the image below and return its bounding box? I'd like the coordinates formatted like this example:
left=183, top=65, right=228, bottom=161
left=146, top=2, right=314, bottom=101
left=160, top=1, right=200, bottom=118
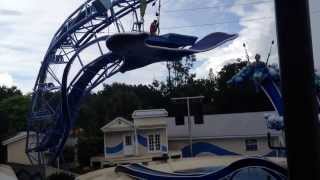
left=7, top=139, right=30, bottom=165
left=164, top=111, right=280, bottom=139
left=104, top=132, right=126, bottom=158
left=168, top=137, right=279, bottom=157
left=137, top=128, right=167, bottom=156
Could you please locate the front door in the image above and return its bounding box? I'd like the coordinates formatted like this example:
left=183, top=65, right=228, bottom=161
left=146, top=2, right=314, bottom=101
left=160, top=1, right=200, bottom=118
left=123, top=133, right=135, bottom=156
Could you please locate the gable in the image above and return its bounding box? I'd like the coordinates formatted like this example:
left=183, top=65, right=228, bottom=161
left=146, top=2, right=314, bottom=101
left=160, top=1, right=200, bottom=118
left=2, top=132, right=28, bottom=146
left=101, top=117, right=133, bottom=132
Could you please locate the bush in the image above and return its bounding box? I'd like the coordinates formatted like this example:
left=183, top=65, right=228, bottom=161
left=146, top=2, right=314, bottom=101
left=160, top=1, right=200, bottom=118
left=63, top=146, right=75, bottom=163
left=47, top=172, right=75, bottom=180
left=77, top=136, right=103, bottom=167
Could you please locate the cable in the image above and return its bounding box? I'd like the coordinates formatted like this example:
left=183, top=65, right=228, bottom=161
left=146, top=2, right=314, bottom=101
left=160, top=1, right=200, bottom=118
left=161, top=16, right=274, bottom=30
left=162, top=0, right=272, bottom=13
left=160, top=9, right=320, bottom=30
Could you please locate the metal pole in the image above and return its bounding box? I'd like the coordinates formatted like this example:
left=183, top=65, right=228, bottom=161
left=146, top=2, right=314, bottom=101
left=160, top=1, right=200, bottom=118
left=274, top=0, right=320, bottom=179
left=135, top=127, right=138, bottom=156
left=171, top=96, right=204, bottom=157
left=157, top=0, right=161, bottom=35
left=186, top=97, right=193, bottom=157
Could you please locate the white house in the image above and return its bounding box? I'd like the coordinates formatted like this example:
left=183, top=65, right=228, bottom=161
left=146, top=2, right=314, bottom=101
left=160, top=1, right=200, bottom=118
left=1, top=131, right=79, bottom=165
left=100, top=109, right=169, bottom=160
left=1, top=132, right=34, bottom=165
left=101, top=110, right=282, bottom=163
left=164, top=111, right=282, bottom=157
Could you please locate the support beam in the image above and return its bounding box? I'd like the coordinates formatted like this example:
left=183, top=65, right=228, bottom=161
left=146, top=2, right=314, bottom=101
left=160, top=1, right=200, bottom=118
left=274, top=0, right=320, bottom=179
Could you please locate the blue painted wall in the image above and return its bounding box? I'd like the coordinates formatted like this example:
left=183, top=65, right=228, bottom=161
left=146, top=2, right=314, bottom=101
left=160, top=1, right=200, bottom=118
left=106, top=142, right=123, bottom=154
left=137, top=134, right=147, bottom=147
left=181, top=142, right=239, bottom=157
left=138, top=134, right=168, bottom=153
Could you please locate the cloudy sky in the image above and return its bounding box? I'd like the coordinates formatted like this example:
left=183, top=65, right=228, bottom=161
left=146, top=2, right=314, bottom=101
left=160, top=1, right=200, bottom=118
left=0, top=0, right=319, bottom=93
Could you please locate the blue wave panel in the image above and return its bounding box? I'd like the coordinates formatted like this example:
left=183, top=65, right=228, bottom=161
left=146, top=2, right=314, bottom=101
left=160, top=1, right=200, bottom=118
left=138, top=134, right=147, bottom=147
left=260, top=80, right=284, bottom=116
left=182, top=142, right=239, bottom=157
left=264, top=150, right=287, bottom=157
left=161, top=145, right=168, bottom=152
left=115, top=157, right=288, bottom=179
left=106, top=142, right=123, bottom=154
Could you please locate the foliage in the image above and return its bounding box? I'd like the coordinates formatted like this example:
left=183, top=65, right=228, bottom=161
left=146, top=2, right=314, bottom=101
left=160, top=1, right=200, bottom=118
left=0, top=86, right=22, bottom=102
left=166, top=55, right=196, bottom=88
left=0, top=95, right=30, bottom=133
left=77, top=83, right=165, bottom=137
left=77, top=135, right=103, bottom=167
left=47, top=172, right=75, bottom=180
left=0, top=86, right=23, bottom=136
left=0, top=60, right=275, bottom=166
left=74, top=60, right=273, bottom=144
left=213, top=60, right=273, bottom=113
left=63, top=146, right=75, bottom=163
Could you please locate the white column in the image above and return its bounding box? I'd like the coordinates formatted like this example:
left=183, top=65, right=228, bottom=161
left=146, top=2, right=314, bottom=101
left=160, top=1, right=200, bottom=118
left=104, top=133, right=107, bottom=160
left=135, top=127, right=138, bottom=156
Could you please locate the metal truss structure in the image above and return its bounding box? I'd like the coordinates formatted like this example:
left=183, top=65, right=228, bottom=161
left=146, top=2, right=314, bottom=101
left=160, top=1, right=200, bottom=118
left=26, top=0, right=156, bottom=164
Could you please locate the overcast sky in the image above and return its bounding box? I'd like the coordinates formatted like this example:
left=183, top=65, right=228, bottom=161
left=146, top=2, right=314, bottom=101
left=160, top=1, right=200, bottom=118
left=0, top=0, right=319, bottom=93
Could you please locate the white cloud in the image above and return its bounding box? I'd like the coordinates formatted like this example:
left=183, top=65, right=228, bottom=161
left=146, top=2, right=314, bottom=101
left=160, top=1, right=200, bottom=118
left=0, top=72, right=14, bottom=87
left=194, top=0, right=277, bottom=78
left=0, top=0, right=319, bottom=93
left=195, top=0, right=320, bottom=78
left=0, top=0, right=82, bottom=93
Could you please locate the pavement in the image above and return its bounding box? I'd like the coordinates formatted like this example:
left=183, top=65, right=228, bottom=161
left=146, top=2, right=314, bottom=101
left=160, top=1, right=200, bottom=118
left=76, top=156, right=287, bottom=180
left=0, top=164, right=18, bottom=180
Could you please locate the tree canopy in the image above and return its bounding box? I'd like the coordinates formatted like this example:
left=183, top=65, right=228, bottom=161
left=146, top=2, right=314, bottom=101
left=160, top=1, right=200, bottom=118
left=0, top=61, right=275, bottom=166
left=0, top=61, right=274, bottom=138
left=75, top=60, right=273, bottom=138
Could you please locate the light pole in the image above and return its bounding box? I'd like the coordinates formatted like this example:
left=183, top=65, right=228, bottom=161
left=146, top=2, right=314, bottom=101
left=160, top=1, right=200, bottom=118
left=171, top=96, right=204, bottom=157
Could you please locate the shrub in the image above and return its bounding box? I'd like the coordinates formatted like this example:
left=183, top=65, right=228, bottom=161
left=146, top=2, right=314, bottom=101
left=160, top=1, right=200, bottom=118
left=77, top=136, right=103, bottom=167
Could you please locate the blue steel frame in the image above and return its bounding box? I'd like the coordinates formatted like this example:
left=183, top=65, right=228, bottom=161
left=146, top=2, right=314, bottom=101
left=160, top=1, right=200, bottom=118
left=26, top=0, right=157, bottom=165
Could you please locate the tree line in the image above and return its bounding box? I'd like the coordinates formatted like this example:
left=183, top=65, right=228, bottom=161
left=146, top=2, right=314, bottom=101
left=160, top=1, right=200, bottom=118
left=0, top=60, right=274, bottom=138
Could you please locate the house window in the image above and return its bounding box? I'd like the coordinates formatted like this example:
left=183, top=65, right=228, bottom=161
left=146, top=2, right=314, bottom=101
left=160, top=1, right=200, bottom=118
left=148, top=135, right=154, bottom=151
left=125, top=135, right=132, bottom=146
left=175, top=115, right=185, bottom=125
left=148, top=134, right=161, bottom=152
left=192, top=102, right=204, bottom=124
left=172, top=103, right=185, bottom=125
left=245, top=139, right=258, bottom=151
left=155, top=134, right=161, bottom=151
left=194, top=114, right=204, bottom=124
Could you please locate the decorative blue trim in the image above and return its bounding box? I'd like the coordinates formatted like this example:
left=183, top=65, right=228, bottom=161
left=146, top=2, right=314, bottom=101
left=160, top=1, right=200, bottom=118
left=181, top=142, right=239, bottom=157
left=115, top=157, right=288, bottom=179
left=138, top=134, right=147, bottom=147
left=264, top=150, right=287, bottom=157
left=260, top=80, right=284, bottom=116
left=106, top=142, right=123, bottom=154
left=161, top=145, right=167, bottom=152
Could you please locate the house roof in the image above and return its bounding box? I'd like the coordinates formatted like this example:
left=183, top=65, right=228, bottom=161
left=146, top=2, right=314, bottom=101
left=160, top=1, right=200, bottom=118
left=1, top=132, right=31, bottom=146
left=134, top=118, right=167, bottom=129
left=100, top=117, right=134, bottom=132
left=164, top=111, right=280, bottom=139
left=132, top=109, right=168, bottom=119
left=101, top=116, right=167, bottom=132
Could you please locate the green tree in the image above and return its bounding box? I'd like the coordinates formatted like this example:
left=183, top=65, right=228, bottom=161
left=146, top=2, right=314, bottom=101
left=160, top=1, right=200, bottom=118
left=0, top=86, right=22, bottom=102
left=213, top=61, right=273, bottom=113
left=77, top=135, right=103, bottom=167
left=208, top=68, right=215, bottom=81
left=0, top=95, right=30, bottom=133
left=166, top=55, right=196, bottom=88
